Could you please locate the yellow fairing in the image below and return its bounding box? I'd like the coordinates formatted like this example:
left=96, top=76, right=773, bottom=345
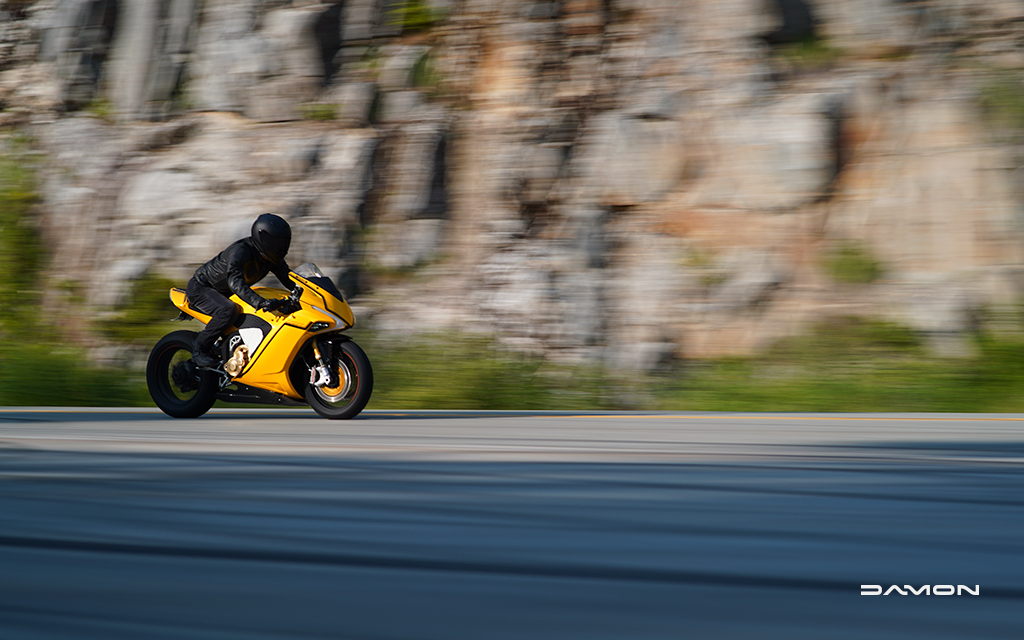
left=167, top=273, right=355, bottom=401
left=289, top=273, right=356, bottom=328
left=170, top=288, right=207, bottom=322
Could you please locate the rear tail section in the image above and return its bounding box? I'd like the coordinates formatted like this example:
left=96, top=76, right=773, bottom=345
left=169, top=288, right=213, bottom=324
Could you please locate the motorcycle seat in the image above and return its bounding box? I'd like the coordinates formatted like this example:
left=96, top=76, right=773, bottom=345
left=169, top=287, right=213, bottom=324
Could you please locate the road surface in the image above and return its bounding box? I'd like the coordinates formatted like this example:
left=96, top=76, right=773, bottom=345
left=1, top=409, right=1022, bottom=639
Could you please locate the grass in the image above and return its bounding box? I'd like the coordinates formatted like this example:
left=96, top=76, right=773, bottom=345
left=361, top=332, right=615, bottom=410
left=330, top=320, right=1024, bottom=413
left=0, top=341, right=147, bottom=406
left=654, top=318, right=1024, bottom=412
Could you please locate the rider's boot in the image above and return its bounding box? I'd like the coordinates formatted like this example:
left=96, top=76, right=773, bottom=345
left=192, top=344, right=219, bottom=369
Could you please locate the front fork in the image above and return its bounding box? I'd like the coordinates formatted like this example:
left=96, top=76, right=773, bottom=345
left=309, top=337, right=338, bottom=388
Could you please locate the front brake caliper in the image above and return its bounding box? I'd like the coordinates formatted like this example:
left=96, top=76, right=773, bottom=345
left=309, top=338, right=335, bottom=388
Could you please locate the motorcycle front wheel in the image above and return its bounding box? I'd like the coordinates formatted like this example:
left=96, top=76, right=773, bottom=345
left=147, top=330, right=218, bottom=418
left=305, top=339, right=373, bottom=420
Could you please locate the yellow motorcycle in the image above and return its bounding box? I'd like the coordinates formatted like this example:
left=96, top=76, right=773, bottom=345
left=146, top=263, right=372, bottom=420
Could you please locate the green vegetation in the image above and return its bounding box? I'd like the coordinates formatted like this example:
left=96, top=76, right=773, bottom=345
left=0, top=341, right=145, bottom=406
left=170, top=78, right=193, bottom=113
left=99, top=272, right=181, bottom=346
left=0, top=143, right=44, bottom=329
left=978, top=72, right=1024, bottom=132
left=654, top=318, right=1024, bottom=412
left=411, top=51, right=444, bottom=96
left=823, top=241, right=884, bottom=284
left=299, top=103, right=338, bottom=121
left=681, top=248, right=729, bottom=288
left=85, top=98, right=115, bottom=121
left=358, top=320, right=1024, bottom=412
left=362, top=332, right=614, bottom=410
left=386, top=0, right=445, bottom=34
left=359, top=45, right=384, bottom=77
left=0, top=143, right=146, bottom=406
left=774, top=37, right=844, bottom=72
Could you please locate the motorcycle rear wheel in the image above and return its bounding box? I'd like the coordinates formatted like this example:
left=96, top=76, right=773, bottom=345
left=305, top=340, right=373, bottom=420
left=147, top=330, right=218, bottom=418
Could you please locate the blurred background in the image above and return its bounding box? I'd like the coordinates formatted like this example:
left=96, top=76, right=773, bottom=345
left=4, top=0, right=1024, bottom=410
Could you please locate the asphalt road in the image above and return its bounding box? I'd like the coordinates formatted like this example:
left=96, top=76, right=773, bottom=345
left=1, top=408, right=1022, bottom=639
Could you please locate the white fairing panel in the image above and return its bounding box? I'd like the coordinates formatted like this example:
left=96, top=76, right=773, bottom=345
left=239, top=327, right=265, bottom=353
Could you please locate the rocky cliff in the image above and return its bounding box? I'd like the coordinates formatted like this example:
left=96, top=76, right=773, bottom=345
left=3, top=0, right=1024, bottom=367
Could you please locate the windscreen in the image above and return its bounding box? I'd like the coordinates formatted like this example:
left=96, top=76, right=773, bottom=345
left=293, top=263, right=324, bottom=279
left=292, top=263, right=345, bottom=301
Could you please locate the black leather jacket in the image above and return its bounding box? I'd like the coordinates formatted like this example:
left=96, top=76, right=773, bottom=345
left=191, top=238, right=294, bottom=309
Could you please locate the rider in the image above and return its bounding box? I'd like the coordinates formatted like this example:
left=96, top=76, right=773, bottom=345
left=187, top=213, right=296, bottom=368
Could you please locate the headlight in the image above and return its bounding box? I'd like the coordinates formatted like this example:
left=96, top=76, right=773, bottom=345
left=308, top=321, right=332, bottom=332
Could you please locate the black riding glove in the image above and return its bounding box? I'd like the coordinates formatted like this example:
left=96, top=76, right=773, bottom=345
left=260, top=298, right=285, bottom=313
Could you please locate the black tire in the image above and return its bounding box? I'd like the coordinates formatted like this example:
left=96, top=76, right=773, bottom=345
left=304, top=340, right=373, bottom=420
left=147, top=330, right=218, bottom=419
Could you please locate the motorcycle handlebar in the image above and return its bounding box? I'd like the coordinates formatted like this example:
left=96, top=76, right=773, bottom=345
left=281, top=286, right=303, bottom=315
left=255, top=286, right=303, bottom=317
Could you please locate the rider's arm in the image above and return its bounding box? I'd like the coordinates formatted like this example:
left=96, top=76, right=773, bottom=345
left=271, top=259, right=296, bottom=291
left=225, top=244, right=269, bottom=309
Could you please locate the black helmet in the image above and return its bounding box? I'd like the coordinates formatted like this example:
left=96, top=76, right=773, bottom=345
left=251, top=213, right=291, bottom=264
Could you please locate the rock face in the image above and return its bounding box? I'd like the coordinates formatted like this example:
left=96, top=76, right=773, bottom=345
left=4, top=0, right=1024, bottom=367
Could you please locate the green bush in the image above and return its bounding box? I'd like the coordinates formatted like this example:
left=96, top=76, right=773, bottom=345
left=100, top=272, right=182, bottom=346
left=823, top=241, right=884, bottom=284
left=653, top=317, right=1024, bottom=413
left=0, top=149, right=44, bottom=330
left=299, top=103, right=338, bottom=121
left=361, top=332, right=614, bottom=410
left=0, top=341, right=146, bottom=406
left=411, top=52, right=443, bottom=95
left=386, top=0, right=444, bottom=33
left=978, top=73, right=1024, bottom=132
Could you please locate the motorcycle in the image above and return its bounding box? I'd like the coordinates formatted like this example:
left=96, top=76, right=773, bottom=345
left=146, top=263, right=373, bottom=420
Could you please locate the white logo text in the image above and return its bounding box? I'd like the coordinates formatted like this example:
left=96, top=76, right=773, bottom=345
left=861, top=585, right=979, bottom=596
